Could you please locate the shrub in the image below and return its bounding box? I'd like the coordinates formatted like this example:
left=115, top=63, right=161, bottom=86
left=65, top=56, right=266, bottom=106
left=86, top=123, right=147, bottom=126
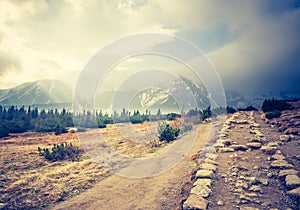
left=38, top=143, right=82, bottom=161
left=226, top=106, right=237, bottom=114
left=238, top=106, right=258, bottom=111
left=262, top=99, right=292, bottom=112
left=158, top=122, right=180, bottom=142
left=265, top=110, right=281, bottom=119
left=0, top=124, right=9, bottom=138
left=181, top=123, right=193, bottom=133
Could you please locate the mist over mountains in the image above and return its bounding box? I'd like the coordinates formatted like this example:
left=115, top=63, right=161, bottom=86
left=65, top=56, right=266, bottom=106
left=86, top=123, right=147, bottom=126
left=0, top=79, right=299, bottom=112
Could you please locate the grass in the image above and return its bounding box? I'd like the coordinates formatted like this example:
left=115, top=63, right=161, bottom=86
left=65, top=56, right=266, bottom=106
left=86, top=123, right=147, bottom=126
left=0, top=120, right=179, bottom=209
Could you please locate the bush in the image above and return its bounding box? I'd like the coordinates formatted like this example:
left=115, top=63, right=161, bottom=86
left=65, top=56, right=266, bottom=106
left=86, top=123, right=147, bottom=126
left=238, top=106, right=258, bottom=111
left=262, top=99, right=292, bottom=112
left=0, top=124, right=9, bottom=138
left=181, top=123, right=193, bottom=133
left=226, top=106, right=237, bottom=114
left=265, top=110, right=281, bottom=119
left=38, top=143, right=82, bottom=161
left=158, top=123, right=180, bottom=142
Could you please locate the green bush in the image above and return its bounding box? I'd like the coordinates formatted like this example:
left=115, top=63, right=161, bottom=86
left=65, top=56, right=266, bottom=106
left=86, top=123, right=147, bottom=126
left=158, top=123, right=180, bottom=142
left=265, top=110, right=281, bottom=119
left=38, top=143, right=82, bottom=161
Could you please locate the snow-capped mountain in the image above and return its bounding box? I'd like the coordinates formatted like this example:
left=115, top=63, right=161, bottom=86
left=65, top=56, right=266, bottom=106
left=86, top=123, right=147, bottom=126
left=0, top=80, right=72, bottom=106
left=1, top=78, right=298, bottom=111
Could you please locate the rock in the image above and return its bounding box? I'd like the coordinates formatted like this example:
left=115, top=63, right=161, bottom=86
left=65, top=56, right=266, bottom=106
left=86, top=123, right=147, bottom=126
left=219, top=148, right=235, bottom=153
left=217, top=200, right=224, bottom=206
left=183, top=194, right=208, bottom=210
left=191, top=185, right=211, bottom=198
left=240, top=206, right=260, bottom=210
left=205, top=153, right=218, bottom=161
left=286, top=187, right=300, bottom=200
left=271, top=159, right=294, bottom=169
left=284, top=128, right=298, bottom=135
left=249, top=185, right=263, bottom=193
left=279, top=135, right=290, bottom=142
left=0, top=203, right=7, bottom=210
left=261, top=145, right=278, bottom=155
left=230, top=145, right=248, bottom=151
left=246, top=142, right=262, bottom=149
left=259, top=178, right=269, bottom=186
left=285, top=175, right=300, bottom=189
left=279, top=169, right=298, bottom=178
left=193, top=178, right=212, bottom=188
left=199, top=163, right=217, bottom=172
left=271, top=153, right=285, bottom=160
left=219, top=139, right=232, bottom=146
left=196, top=170, right=214, bottom=179
left=214, top=142, right=225, bottom=148
left=204, top=158, right=218, bottom=166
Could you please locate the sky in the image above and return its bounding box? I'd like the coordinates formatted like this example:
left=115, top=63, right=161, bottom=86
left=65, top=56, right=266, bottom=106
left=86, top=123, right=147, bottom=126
left=0, top=0, right=300, bottom=94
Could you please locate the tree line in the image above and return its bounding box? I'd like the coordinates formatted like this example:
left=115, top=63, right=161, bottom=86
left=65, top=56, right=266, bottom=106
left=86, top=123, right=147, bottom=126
left=0, top=103, right=260, bottom=138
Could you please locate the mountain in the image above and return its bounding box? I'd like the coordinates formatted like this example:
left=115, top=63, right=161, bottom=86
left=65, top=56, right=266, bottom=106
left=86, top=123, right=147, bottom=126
left=1, top=79, right=298, bottom=111
left=0, top=80, right=72, bottom=106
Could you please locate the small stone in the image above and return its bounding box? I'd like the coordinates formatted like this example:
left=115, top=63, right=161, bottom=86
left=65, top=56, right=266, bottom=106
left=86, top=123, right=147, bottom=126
left=271, top=153, right=285, bottom=160
left=183, top=194, right=208, bottom=210
left=204, top=158, right=218, bottom=165
left=0, top=203, right=7, bottom=210
left=287, top=187, right=300, bottom=200
left=261, top=145, right=277, bottom=155
left=217, top=200, right=224, bottom=206
left=240, top=206, right=260, bottom=210
left=285, top=175, right=300, bottom=189
left=271, top=159, right=294, bottom=169
left=246, top=142, right=262, bottom=149
left=196, top=170, right=214, bottom=179
left=279, top=169, right=298, bottom=178
left=259, top=178, right=269, bottom=186
left=219, top=148, right=235, bottom=153
left=249, top=185, right=263, bottom=193
left=279, top=135, right=290, bottom=142
left=230, top=145, right=248, bottom=151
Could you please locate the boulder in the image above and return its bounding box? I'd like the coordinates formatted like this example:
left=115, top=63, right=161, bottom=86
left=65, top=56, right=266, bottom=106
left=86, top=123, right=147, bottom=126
left=183, top=194, right=208, bottom=210
left=285, top=175, right=300, bottom=189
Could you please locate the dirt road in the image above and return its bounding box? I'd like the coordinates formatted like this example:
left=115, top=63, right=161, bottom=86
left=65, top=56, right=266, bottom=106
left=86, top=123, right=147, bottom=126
left=51, top=123, right=213, bottom=210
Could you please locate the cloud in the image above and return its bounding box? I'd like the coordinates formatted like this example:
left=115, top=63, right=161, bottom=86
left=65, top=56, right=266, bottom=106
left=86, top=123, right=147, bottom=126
left=0, top=50, right=22, bottom=76
left=0, top=0, right=299, bottom=93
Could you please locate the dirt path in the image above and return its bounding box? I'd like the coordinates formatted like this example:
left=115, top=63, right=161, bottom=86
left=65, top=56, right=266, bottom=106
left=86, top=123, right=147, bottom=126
left=51, top=123, right=212, bottom=210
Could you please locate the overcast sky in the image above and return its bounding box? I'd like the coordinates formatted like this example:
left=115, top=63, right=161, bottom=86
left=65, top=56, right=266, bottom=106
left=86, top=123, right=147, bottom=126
left=0, top=0, right=299, bottom=93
